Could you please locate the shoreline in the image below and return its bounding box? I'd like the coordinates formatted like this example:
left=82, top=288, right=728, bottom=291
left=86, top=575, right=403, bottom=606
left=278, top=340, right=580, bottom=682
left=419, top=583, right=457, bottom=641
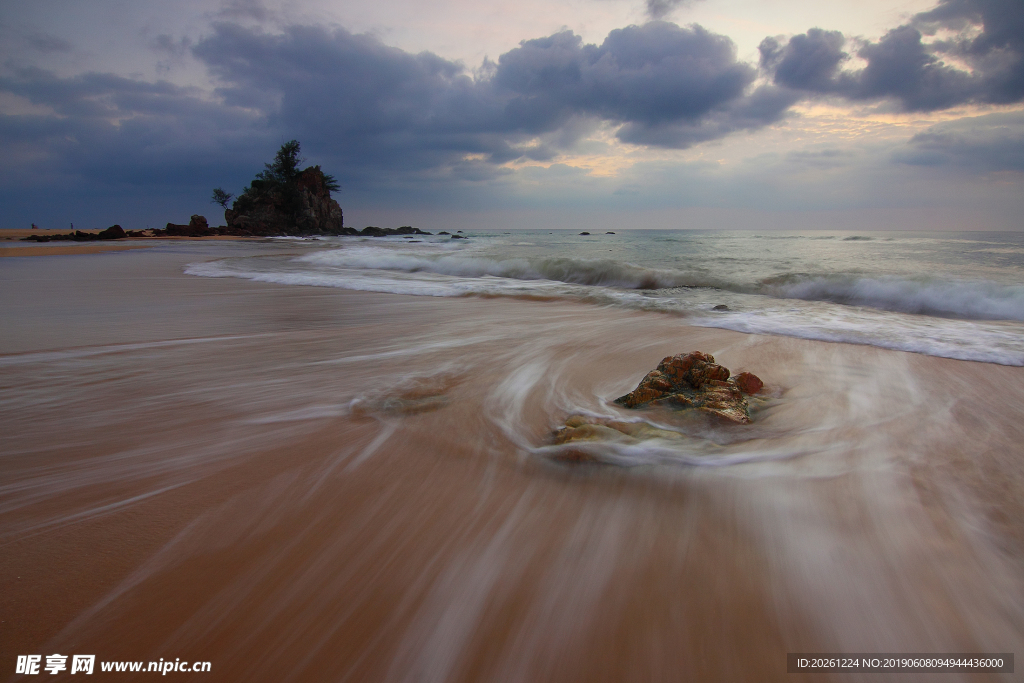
left=2, top=243, right=1023, bottom=681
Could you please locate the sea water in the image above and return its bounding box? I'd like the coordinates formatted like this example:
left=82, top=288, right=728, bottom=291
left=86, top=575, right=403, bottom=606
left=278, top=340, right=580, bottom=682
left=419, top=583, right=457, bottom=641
left=187, top=230, right=1024, bottom=366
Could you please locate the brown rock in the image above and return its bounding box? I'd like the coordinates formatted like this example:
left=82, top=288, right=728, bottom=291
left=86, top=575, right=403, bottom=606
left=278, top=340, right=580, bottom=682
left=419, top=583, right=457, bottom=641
left=733, top=371, right=764, bottom=395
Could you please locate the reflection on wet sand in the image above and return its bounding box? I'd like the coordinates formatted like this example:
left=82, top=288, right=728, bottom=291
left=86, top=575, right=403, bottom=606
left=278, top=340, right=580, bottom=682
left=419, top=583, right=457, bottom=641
left=2, top=246, right=1023, bottom=682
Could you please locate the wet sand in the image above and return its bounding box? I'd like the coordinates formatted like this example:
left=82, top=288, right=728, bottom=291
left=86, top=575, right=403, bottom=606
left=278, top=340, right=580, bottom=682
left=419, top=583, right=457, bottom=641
left=2, top=243, right=1022, bottom=681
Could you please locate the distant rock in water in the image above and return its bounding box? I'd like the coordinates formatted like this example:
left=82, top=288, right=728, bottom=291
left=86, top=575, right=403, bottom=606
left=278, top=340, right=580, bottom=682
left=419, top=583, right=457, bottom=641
left=606, top=231, right=615, bottom=234
left=450, top=234, right=466, bottom=239
left=713, top=304, right=729, bottom=311
left=579, top=231, right=591, bottom=235
left=438, top=231, right=450, bottom=235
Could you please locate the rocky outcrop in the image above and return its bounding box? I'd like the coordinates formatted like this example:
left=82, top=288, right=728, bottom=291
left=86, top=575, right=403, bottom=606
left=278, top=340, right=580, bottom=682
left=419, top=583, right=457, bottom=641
left=165, top=215, right=216, bottom=237
left=224, top=166, right=345, bottom=236
left=613, top=351, right=761, bottom=424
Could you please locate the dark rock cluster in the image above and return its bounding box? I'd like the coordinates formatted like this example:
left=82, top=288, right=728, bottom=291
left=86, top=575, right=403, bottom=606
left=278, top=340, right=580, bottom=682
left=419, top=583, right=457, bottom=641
left=24, top=225, right=130, bottom=242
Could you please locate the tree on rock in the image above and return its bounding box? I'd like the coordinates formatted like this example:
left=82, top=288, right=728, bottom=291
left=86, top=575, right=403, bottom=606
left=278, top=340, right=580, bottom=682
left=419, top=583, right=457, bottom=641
left=220, top=140, right=345, bottom=236
left=211, top=188, right=234, bottom=208
left=261, top=140, right=302, bottom=184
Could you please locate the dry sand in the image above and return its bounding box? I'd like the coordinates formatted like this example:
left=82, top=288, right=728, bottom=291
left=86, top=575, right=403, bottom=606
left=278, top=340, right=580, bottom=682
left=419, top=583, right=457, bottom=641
left=1, top=243, right=1021, bottom=682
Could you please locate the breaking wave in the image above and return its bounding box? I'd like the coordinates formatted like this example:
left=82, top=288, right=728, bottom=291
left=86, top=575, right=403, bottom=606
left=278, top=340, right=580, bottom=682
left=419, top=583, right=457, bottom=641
left=760, top=275, right=1024, bottom=321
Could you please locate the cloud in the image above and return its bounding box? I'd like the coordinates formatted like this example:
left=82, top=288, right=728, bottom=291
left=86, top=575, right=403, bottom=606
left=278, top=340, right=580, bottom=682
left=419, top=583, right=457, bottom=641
left=760, top=0, right=1024, bottom=111
left=1, top=17, right=792, bottom=222
left=151, top=34, right=193, bottom=59
left=215, top=0, right=272, bottom=22
left=896, top=111, right=1024, bottom=171
left=645, top=0, right=691, bottom=20
left=493, top=22, right=765, bottom=144
left=759, top=28, right=848, bottom=92
left=26, top=31, right=74, bottom=54
left=0, top=66, right=268, bottom=189
left=187, top=19, right=783, bottom=179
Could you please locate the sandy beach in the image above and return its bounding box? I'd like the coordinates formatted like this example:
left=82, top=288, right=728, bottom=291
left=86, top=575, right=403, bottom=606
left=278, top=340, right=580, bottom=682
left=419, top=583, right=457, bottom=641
left=2, top=242, right=1022, bottom=681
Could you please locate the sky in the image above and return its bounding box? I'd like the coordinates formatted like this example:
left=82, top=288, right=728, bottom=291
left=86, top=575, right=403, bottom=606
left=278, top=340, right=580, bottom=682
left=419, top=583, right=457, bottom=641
left=1, top=0, right=1022, bottom=231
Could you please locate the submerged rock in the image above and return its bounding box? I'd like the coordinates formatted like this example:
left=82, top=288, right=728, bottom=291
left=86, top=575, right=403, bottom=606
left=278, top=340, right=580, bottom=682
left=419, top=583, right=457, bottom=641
left=554, top=415, right=684, bottom=447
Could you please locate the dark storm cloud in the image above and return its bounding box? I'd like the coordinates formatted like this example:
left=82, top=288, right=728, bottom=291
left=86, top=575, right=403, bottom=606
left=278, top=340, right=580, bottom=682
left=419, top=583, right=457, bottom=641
left=895, top=111, right=1024, bottom=171
left=760, top=0, right=1024, bottom=111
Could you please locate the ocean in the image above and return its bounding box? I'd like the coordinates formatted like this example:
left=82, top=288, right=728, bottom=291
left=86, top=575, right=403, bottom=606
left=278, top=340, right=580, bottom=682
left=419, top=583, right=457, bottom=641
left=3, top=232, right=1023, bottom=681
left=186, top=229, right=1024, bottom=366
